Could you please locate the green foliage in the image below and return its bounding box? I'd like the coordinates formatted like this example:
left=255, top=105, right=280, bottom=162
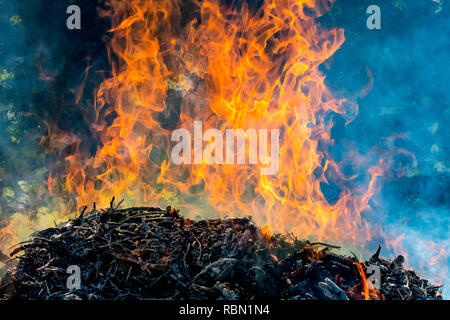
left=9, top=15, right=22, bottom=25
left=0, top=69, right=14, bottom=87
left=393, top=0, right=406, bottom=11
left=2, top=187, right=15, bottom=202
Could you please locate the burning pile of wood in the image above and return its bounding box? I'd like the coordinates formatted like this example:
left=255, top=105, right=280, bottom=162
left=0, top=200, right=442, bottom=300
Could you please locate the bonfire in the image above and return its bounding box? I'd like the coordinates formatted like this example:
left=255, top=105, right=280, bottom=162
left=0, top=0, right=446, bottom=302
left=0, top=199, right=442, bottom=300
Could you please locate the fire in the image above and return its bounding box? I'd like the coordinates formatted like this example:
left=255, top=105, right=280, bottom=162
left=42, top=0, right=382, bottom=244
left=261, top=225, right=273, bottom=241
left=0, top=1, right=446, bottom=300
left=0, top=0, right=386, bottom=258
left=354, top=262, right=380, bottom=300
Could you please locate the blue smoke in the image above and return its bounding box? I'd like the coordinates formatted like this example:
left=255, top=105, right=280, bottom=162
left=320, top=0, right=450, bottom=298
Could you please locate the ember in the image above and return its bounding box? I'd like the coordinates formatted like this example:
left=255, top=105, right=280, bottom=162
left=0, top=201, right=442, bottom=300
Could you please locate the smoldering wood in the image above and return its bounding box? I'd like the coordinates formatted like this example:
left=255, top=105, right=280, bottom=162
left=0, top=201, right=443, bottom=300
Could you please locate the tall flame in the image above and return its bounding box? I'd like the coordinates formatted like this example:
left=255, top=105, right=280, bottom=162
left=49, top=0, right=381, bottom=244
left=0, top=0, right=386, bottom=255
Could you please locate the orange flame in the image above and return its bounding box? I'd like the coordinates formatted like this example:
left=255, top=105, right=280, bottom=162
left=47, top=0, right=383, bottom=244
left=261, top=225, right=273, bottom=241
left=0, top=0, right=385, bottom=254
left=354, top=262, right=380, bottom=300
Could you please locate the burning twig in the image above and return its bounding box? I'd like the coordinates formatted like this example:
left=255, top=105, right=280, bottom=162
left=0, top=205, right=443, bottom=300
